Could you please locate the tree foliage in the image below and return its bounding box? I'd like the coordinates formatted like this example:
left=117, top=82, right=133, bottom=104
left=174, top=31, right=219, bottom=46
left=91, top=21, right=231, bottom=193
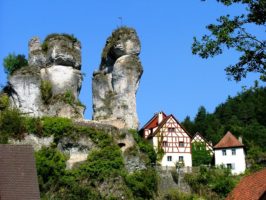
left=192, top=142, right=212, bottom=166
left=3, top=53, right=28, bottom=75
left=192, top=0, right=266, bottom=81
left=185, top=166, right=238, bottom=199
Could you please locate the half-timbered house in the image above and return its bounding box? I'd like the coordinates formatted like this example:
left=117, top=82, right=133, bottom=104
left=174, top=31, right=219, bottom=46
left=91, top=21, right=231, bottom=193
left=140, top=112, right=192, bottom=167
left=191, top=132, right=213, bottom=154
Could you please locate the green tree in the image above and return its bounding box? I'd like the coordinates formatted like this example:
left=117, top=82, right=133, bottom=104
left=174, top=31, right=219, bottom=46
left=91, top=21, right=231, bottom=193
left=3, top=53, right=28, bottom=75
left=192, top=142, right=212, bottom=166
left=192, top=0, right=266, bottom=81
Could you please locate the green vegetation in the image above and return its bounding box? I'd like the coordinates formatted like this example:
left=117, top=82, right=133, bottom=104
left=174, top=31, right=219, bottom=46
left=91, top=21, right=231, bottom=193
left=62, top=90, right=76, bottom=105
left=161, top=189, right=198, bottom=200
left=125, top=168, right=158, bottom=200
left=3, top=53, right=28, bottom=75
left=0, top=103, right=158, bottom=199
left=185, top=166, right=239, bottom=199
left=40, top=80, right=53, bottom=104
left=0, top=93, right=9, bottom=110
left=129, top=129, right=157, bottom=165
left=182, top=83, right=266, bottom=169
left=42, top=33, right=78, bottom=51
left=192, top=142, right=212, bottom=166
left=101, top=26, right=136, bottom=64
left=192, top=0, right=266, bottom=81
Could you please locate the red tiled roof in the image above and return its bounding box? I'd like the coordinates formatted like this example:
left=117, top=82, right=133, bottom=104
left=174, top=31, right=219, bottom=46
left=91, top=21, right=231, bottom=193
left=214, top=131, right=244, bottom=149
left=226, top=168, right=266, bottom=200
left=141, top=111, right=167, bottom=130
left=0, top=145, right=40, bottom=200
left=148, top=114, right=192, bottom=138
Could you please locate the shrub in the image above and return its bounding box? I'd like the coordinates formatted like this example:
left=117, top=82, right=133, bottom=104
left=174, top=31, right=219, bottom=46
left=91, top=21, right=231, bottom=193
left=129, top=129, right=157, bottom=165
left=42, top=117, right=73, bottom=140
left=40, top=80, right=53, bottom=104
left=185, top=166, right=237, bottom=199
left=3, top=53, right=28, bottom=75
left=79, top=145, right=124, bottom=181
left=0, top=108, right=25, bottom=142
left=162, top=188, right=197, bottom=200
left=0, top=93, right=9, bottom=110
left=24, top=117, right=43, bottom=136
left=125, top=168, right=158, bottom=199
left=63, top=90, right=75, bottom=105
left=35, top=147, right=67, bottom=193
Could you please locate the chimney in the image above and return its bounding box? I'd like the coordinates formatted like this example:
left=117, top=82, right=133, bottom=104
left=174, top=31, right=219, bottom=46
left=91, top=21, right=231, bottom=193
left=158, top=112, right=163, bottom=124
left=238, top=136, right=243, bottom=144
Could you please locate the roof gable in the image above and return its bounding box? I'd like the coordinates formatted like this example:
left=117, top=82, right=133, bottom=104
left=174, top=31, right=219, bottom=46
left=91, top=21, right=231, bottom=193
left=141, top=112, right=167, bottom=130
left=214, top=131, right=244, bottom=149
left=0, top=145, right=40, bottom=200
left=192, top=132, right=213, bottom=147
left=149, top=114, right=192, bottom=138
left=226, top=168, right=266, bottom=200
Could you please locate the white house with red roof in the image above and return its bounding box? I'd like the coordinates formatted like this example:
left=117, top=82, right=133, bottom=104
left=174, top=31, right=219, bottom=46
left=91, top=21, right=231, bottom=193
left=140, top=112, right=192, bottom=168
left=214, top=131, right=246, bottom=174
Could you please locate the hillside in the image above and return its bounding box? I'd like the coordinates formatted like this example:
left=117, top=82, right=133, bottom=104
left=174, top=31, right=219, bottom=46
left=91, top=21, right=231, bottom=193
left=182, top=82, right=266, bottom=169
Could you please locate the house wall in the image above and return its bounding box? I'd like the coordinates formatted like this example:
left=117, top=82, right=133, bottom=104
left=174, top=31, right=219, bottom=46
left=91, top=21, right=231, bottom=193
left=214, top=147, right=246, bottom=174
left=161, top=152, right=192, bottom=167
left=151, top=116, right=192, bottom=167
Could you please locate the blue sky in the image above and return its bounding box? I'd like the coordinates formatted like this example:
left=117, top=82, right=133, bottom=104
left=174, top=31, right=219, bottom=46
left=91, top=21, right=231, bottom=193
left=0, top=0, right=264, bottom=127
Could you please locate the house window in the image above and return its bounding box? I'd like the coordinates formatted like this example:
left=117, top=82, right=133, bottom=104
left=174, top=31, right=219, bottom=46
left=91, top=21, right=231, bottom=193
left=232, top=149, right=236, bottom=155
left=162, top=141, right=168, bottom=147
left=179, top=141, right=184, bottom=147
left=167, top=156, right=172, bottom=161
left=222, top=149, right=226, bottom=156
left=227, top=163, right=232, bottom=169
left=179, top=156, right=184, bottom=162
left=168, top=128, right=175, bottom=132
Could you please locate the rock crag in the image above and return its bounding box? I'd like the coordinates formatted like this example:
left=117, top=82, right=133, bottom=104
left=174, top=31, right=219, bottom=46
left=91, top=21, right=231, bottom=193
left=92, top=27, right=143, bottom=129
left=4, top=34, right=84, bottom=119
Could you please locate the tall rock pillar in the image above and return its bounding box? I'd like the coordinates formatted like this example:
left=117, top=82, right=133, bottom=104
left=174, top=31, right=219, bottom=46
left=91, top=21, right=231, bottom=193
left=92, top=27, right=143, bottom=129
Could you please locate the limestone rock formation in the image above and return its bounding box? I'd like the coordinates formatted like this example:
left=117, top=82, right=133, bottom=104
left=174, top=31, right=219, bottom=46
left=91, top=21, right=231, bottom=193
left=5, top=34, right=84, bottom=118
left=92, top=27, right=143, bottom=129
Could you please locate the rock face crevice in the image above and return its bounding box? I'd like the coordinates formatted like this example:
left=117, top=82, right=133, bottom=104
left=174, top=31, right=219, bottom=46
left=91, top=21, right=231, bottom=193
left=6, top=34, right=84, bottom=118
left=92, top=27, right=143, bottom=129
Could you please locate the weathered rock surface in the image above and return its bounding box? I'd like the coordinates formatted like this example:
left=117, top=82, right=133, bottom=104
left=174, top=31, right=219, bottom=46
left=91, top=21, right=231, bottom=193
left=92, top=27, right=143, bottom=129
left=5, top=34, right=84, bottom=118
left=9, top=134, right=54, bottom=151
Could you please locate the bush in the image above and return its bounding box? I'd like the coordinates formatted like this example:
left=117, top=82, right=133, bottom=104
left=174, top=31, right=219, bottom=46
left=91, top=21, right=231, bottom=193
left=185, top=166, right=237, bottom=199
left=3, top=53, right=28, bottom=75
left=129, top=129, right=157, bottom=165
left=0, top=93, right=9, bottom=110
left=42, top=117, right=73, bottom=139
left=0, top=108, right=25, bottom=143
left=35, top=147, right=67, bottom=193
left=79, top=145, right=124, bottom=181
left=40, top=80, right=53, bottom=104
left=125, top=168, right=158, bottom=199
left=63, top=90, right=75, bottom=105
left=162, top=188, right=197, bottom=200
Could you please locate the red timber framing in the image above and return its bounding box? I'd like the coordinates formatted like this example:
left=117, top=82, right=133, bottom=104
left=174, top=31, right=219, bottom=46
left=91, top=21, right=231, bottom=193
left=142, top=113, right=192, bottom=154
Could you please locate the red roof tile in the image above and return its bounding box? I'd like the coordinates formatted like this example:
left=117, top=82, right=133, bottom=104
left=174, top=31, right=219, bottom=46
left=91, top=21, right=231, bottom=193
left=214, top=131, right=244, bottom=149
left=0, top=145, right=40, bottom=200
left=226, top=168, right=266, bottom=200
left=141, top=111, right=167, bottom=130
